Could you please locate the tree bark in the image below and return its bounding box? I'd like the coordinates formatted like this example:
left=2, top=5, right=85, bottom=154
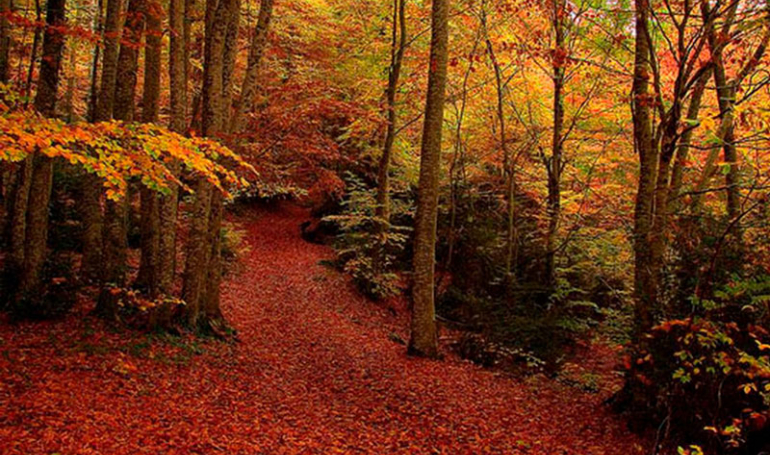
left=0, top=0, right=12, bottom=83
left=155, top=0, right=187, bottom=303
left=408, top=0, right=448, bottom=358
left=3, top=158, right=32, bottom=301
left=87, top=0, right=104, bottom=121
left=631, top=0, right=656, bottom=334
left=230, top=0, right=273, bottom=133
left=374, top=0, right=407, bottom=272
left=113, top=0, right=145, bottom=122
left=94, top=0, right=123, bottom=122
left=545, top=0, right=565, bottom=289
left=136, top=0, right=162, bottom=294
left=182, top=179, right=212, bottom=326
left=24, top=0, right=42, bottom=100
left=182, top=0, right=238, bottom=329
left=96, top=196, right=129, bottom=319
left=141, top=0, right=161, bottom=123
left=136, top=186, right=159, bottom=293
left=481, top=2, right=516, bottom=279
left=15, top=0, right=67, bottom=303
left=84, top=0, right=122, bottom=280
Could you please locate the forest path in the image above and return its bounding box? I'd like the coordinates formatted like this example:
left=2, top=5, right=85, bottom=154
left=0, top=203, right=644, bottom=454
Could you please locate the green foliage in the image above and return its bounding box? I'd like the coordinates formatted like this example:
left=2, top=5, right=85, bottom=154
left=325, top=173, right=411, bottom=299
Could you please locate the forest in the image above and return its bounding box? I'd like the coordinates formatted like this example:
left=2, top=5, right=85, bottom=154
left=0, top=0, right=769, bottom=453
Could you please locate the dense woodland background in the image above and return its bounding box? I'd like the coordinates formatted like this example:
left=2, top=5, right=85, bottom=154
left=1, top=0, right=770, bottom=453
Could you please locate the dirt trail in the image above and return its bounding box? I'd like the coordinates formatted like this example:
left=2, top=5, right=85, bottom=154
left=0, top=204, right=643, bottom=454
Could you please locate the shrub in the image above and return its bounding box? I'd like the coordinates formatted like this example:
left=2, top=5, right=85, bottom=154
left=618, top=276, right=770, bottom=454
left=325, top=173, right=411, bottom=300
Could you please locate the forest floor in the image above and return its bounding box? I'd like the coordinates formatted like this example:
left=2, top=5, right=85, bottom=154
left=0, top=203, right=646, bottom=454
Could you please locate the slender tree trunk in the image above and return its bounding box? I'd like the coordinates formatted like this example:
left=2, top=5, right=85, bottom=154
left=0, top=0, right=11, bottom=83
left=84, top=0, right=122, bottom=281
left=482, top=4, right=516, bottom=279
left=23, top=0, right=42, bottom=100
left=154, top=0, right=186, bottom=305
left=113, top=0, right=144, bottom=122
left=16, top=0, right=67, bottom=303
left=631, top=0, right=656, bottom=334
left=141, top=0, right=161, bottom=123
left=169, top=0, right=186, bottom=132
left=3, top=158, right=32, bottom=301
left=670, top=73, right=709, bottom=212
left=136, top=0, right=162, bottom=294
left=545, top=0, right=565, bottom=289
left=221, top=0, right=239, bottom=128
left=63, top=38, right=77, bottom=122
left=136, top=186, right=159, bottom=292
left=96, top=196, right=128, bottom=319
left=374, top=0, right=407, bottom=272
left=408, top=0, right=448, bottom=359
left=446, top=32, right=480, bottom=271
left=87, top=0, right=104, bottom=121
left=183, top=0, right=193, bottom=100
left=182, top=179, right=212, bottom=325
left=203, top=192, right=224, bottom=321
left=98, top=0, right=139, bottom=313
left=230, top=0, right=273, bottom=133
left=18, top=155, right=53, bottom=301
left=94, top=0, right=122, bottom=122
left=1, top=162, right=19, bottom=248
left=702, top=0, right=741, bottom=222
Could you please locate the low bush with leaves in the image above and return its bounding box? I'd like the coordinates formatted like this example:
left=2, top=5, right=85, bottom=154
left=324, top=173, right=411, bottom=299
left=618, top=276, right=770, bottom=454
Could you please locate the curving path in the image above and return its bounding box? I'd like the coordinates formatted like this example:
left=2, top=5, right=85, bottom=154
left=0, top=203, right=644, bottom=454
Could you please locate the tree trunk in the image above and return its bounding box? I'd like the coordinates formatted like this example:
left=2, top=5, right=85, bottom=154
left=169, top=0, right=186, bottom=132
left=24, top=0, right=42, bottom=100
left=87, top=0, right=104, bottom=121
left=3, top=158, right=32, bottom=301
left=482, top=3, right=516, bottom=279
left=182, top=179, right=212, bottom=326
left=113, top=0, right=144, bottom=122
left=136, top=0, right=162, bottom=294
left=203, top=192, right=223, bottom=321
left=80, top=173, right=104, bottom=282
left=18, top=155, right=53, bottom=301
left=631, top=0, right=656, bottom=334
left=96, top=196, right=129, bottom=319
left=0, top=0, right=12, bottom=83
left=408, top=0, right=447, bottom=359
left=374, top=0, right=407, bottom=272
left=155, top=0, right=187, bottom=303
left=94, top=0, right=122, bottom=122
left=701, top=0, right=741, bottom=222
left=545, top=0, right=565, bottom=289
left=230, top=0, right=273, bottom=133
left=84, top=0, right=122, bottom=280
left=141, top=0, right=161, bottom=123
left=16, top=0, right=66, bottom=303
left=136, top=186, right=159, bottom=292
left=182, top=0, right=238, bottom=329
left=221, top=0, right=239, bottom=128
left=669, top=73, right=709, bottom=213
left=63, top=37, right=78, bottom=122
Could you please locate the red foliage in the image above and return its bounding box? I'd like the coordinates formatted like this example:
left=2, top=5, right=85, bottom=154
left=0, top=204, right=644, bottom=454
